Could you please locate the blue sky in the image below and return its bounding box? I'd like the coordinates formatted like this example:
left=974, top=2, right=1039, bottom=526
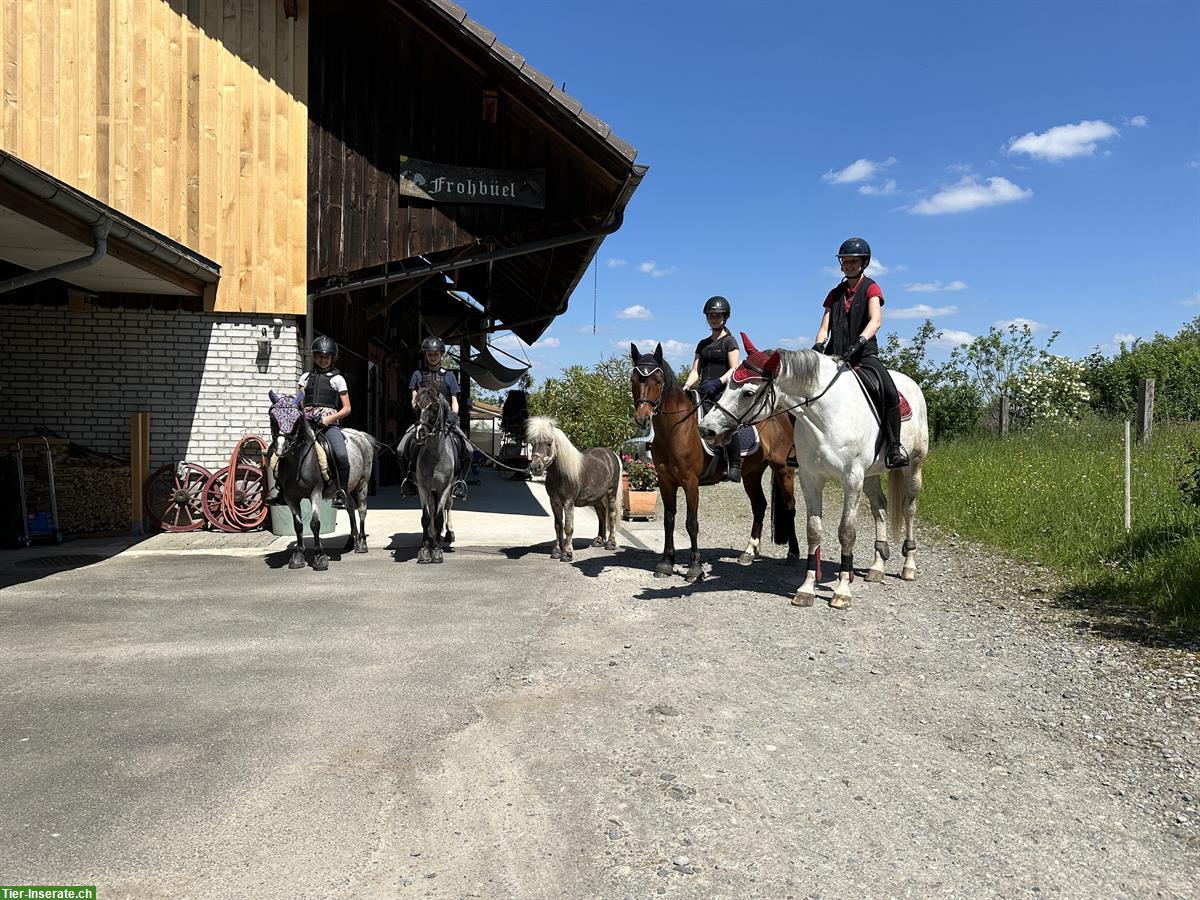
left=466, top=0, right=1200, bottom=378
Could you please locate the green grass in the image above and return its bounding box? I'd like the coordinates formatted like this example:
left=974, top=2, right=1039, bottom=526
left=919, top=419, right=1200, bottom=631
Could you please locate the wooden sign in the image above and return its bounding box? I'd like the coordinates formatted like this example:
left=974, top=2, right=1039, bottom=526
left=396, top=156, right=545, bottom=208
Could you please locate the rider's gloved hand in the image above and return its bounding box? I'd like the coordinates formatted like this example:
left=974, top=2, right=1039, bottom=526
left=845, top=336, right=867, bottom=360
left=811, top=340, right=826, bottom=353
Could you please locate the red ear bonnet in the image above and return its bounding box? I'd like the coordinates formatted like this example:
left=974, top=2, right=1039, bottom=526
left=731, top=334, right=779, bottom=385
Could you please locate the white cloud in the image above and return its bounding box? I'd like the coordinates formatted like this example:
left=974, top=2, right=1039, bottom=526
left=1006, top=119, right=1119, bottom=161
left=1182, top=292, right=1200, bottom=307
left=1128, top=115, right=1149, bottom=128
left=624, top=338, right=693, bottom=364
left=890, top=304, right=959, bottom=320
left=903, top=280, right=967, bottom=293
left=532, top=337, right=560, bottom=348
left=911, top=177, right=1032, bottom=215
left=638, top=260, right=676, bottom=278
left=617, top=304, right=653, bottom=320
left=605, top=258, right=627, bottom=268
left=778, top=336, right=813, bottom=349
left=1112, top=332, right=1137, bottom=345
left=932, top=329, right=975, bottom=349
left=858, top=179, right=898, bottom=196
left=995, top=317, right=1046, bottom=332
left=822, top=156, right=897, bottom=185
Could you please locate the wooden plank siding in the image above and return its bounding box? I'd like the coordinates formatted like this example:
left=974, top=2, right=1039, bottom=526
left=0, top=0, right=307, bottom=315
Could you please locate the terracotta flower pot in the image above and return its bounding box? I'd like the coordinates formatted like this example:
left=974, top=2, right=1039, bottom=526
left=622, top=488, right=657, bottom=518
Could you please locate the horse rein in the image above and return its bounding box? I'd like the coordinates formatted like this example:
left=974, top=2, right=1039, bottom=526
left=710, top=357, right=849, bottom=430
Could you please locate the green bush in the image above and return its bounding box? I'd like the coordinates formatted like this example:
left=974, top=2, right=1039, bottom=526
left=528, top=355, right=639, bottom=450
left=1083, top=316, right=1200, bottom=422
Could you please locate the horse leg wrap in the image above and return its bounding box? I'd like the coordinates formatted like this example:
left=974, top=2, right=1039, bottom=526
left=841, top=552, right=854, bottom=583
left=902, top=539, right=917, bottom=555
left=806, top=549, right=821, bottom=580
left=874, top=540, right=890, bottom=561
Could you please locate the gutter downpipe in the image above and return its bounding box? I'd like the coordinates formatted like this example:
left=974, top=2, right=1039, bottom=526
left=0, top=221, right=111, bottom=295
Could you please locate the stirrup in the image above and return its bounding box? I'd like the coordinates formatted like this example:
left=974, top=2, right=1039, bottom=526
left=331, top=488, right=348, bottom=509
left=401, top=476, right=417, bottom=497
left=451, top=480, right=468, bottom=500
left=885, top=445, right=910, bottom=469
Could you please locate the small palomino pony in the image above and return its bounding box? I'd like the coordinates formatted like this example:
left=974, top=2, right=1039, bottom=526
left=698, top=333, right=928, bottom=609
left=408, top=384, right=460, bottom=564
left=268, top=390, right=373, bottom=571
left=630, top=342, right=799, bottom=583
left=526, top=416, right=622, bottom=561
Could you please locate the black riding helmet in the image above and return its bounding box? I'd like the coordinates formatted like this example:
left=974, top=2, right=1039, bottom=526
left=312, top=335, right=338, bottom=357
left=837, top=237, right=872, bottom=265
left=703, top=295, right=731, bottom=320
left=421, top=335, right=446, bottom=355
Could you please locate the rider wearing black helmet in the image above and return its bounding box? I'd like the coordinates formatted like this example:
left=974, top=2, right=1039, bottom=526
left=682, top=295, right=744, bottom=482
left=396, top=335, right=472, bottom=499
left=812, top=238, right=909, bottom=469
left=266, top=335, right=354, bottom=508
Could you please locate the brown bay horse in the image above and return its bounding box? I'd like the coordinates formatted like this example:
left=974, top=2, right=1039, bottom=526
left=630, top=343, right=799, bottom=582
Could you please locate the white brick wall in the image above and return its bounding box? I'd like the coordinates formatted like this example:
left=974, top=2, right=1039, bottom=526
left=2, top=303, right=303, bottom=470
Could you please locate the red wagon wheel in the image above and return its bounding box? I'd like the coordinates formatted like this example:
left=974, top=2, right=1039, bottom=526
left=144, top=462, right=212, bottom=532
left=201, top=464, right=267, bottom=532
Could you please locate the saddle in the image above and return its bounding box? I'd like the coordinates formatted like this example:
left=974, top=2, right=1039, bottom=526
left=851, top=366, right=912, bottom=423
left=685, top=388, right=761, bottom=482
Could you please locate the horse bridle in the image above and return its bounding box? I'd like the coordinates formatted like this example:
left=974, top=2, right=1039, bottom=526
left=631, top=363, right=701, bottom=420
left=528, top=438, right=556, bottom=471
left=708, top=357, right=848, bottom=430
left=415, top=389, right=448, bottom=444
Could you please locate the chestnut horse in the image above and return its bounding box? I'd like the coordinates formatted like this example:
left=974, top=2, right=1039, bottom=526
left=630, top=342, right=799, bottom=583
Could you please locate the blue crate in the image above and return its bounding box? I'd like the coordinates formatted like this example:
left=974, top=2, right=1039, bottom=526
left=27, top=512, right=54, bottom=533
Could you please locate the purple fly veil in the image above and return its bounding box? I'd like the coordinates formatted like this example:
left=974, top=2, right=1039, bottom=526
left=270, top=396, right=303, bottom=435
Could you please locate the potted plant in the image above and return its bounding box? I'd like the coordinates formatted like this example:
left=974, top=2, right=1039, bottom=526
left=621, top=456, right=658, bottom=519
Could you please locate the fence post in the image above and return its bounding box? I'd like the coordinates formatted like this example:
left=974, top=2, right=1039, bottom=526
left=1137, top=378, right=1154, bottom=445
left=998, top=395, right=1010, bottom=437
left=1124, top=420, right=1131, bottom=532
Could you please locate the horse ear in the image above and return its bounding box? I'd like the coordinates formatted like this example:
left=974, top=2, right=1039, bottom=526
left=740, top=332, right=759, bottom=355
left=764, top=351, right=782, bottom=377
left=654, top=343, right=664, bottom=363
left=269, top=389, right=280, bottom=404
left=629, top=342, right=640, bottom=363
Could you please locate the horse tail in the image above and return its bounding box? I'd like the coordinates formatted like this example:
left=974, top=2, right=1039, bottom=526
left=770, top=466, right=789, bottom=545
left=888, top=467, right=906, bottom=543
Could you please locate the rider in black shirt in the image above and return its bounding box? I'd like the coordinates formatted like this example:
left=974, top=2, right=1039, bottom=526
left=683, top=295, right=744, bottom=481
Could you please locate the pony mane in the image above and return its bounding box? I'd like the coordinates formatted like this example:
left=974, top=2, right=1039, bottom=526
left=776, top=348, right=824, bottom=396
left=526, top=416, right=584, bottom=484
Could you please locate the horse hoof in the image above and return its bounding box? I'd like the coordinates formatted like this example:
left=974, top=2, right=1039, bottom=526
left=604, top=540, right=617, bottom=551
left=902, top=566, right=917, bottom=581
left=737, top=552, right=754, bottom=566
left=791, top=591, right=815, bottom=607
left=561, top=553, right=574, bottom=563
left=432, top=552, right=444, bottom=564
left=288, top=558, right=305, bottom=570
left=313, top=555, right=329, bottom=572
left=865, top=567, right=885, bottom=583
left=654, top=561, right=674, bottom=577
left=685, top=566, right=704, bottom=583
left=590, top=538, right=604, bottom=548
left=355, top=542, right=368, bottom=554
left=550, top=549, right=562, bottom=560
left=830, top=593, right=852, bottom=610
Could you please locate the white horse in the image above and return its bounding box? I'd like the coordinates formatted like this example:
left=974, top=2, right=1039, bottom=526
left=698, top=333, right=928, bottom=609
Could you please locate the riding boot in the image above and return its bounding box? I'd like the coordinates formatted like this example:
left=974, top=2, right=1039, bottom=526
left=400, top=457, right=417, bottom=497
left=725, top=441, right=742, bottom=483
left=452, top=433, right=471, bottom=500
left=331, top=488, right=348, bottom=509
left=884, top=403, right=910, bottom=469
left=266, top=484, right=285, bottom=506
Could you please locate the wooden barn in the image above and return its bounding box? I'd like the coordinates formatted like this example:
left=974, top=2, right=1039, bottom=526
left=0, top=0, right=645, bottom=535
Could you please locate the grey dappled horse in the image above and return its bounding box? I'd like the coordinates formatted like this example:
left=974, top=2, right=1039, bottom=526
left=409, top=385, right=459, bottom=564
left=526, top=416, right=622, bottom=561
left=268, top=391, right=373, bottom=571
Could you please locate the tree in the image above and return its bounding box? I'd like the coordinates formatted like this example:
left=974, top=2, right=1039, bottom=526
left=528, top=355, right=638, bottom=449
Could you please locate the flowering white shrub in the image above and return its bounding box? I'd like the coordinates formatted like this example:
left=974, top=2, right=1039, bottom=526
left=1010, top=355, right=1091, bottom=424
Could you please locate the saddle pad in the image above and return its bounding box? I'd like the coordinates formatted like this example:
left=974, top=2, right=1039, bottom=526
left=698, top=424, right=759, bottom=457
left=852, top=366, right=913, bottom=422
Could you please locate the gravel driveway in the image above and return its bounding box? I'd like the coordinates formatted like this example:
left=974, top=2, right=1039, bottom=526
left=1, top=480, right=1196, bottom=898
